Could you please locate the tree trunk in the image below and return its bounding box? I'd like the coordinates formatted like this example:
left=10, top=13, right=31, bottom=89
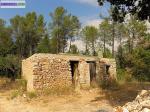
left=29, top=45, right=32, bottom=56
left=69, top=37, right=72, bottom=52
left=112, top=22, right=115, bottom=58
left=92, top=42, right=95, bottom=56
left=10, top=67, right=15, bottom=82
left=56, top=33, right=59, bottom=54
left=103, top=33, right=106, bottom=57
left=131, top=32, right=135, bottom=53
left=128, top=30, right=132, bottom=53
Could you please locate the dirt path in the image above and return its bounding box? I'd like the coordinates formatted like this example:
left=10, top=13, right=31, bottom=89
left=0, top=89, right=113, bottom=112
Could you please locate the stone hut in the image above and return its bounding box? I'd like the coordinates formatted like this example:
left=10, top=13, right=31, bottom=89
left=22, top=53, right=116, bottom=91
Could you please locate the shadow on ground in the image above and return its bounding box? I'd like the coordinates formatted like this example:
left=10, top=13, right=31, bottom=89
left=91, top=82, right=150, bottom=107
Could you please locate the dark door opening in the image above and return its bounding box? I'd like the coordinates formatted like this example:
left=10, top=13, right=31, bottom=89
left=87, top=61, right=96, bottom=83
left=70, top=61, right=79, bottom=87
left=104, top=64, right=110, bottom=76
left=103, top=64, right=111, bottom=83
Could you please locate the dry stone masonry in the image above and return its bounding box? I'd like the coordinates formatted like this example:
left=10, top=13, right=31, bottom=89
left=22, top=53, right=117, bottom=91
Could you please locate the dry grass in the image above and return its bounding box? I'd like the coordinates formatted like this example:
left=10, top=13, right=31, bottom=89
left=1, top=77, right=150, bottom=107
left=0, top=77, right=26, bottom=92
left=93, top=82, right=150, bottom=107
left=42, top=86, right=75, bottom=96
left=27, top=92, right=38, bottom=99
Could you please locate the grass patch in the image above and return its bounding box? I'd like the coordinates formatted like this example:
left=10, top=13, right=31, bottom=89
left=42, top=86, right=74, bottom=96
left=10, top=90, right=20, bottom=99
left=0, top=78, right=27, bottom=92
left=15, top=79, right=27, bottom=91
left=100, top=79, right=119, bottom=90
left=27, top=92, right=37, bottom=99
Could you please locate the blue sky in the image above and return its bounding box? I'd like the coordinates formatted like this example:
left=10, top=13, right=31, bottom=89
left=0, top=0, right=110, bottom=26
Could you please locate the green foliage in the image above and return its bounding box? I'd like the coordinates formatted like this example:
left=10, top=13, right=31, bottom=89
left=0, top=19, right=13, bottom=56
left=117, top=35, right=150, bottom=81
left=0, top=55, right=20, bottom=80
left=49, top=7, right=80, bottom=54
left=131, top=43, right=150, bottom=81
left=68, top=44, right=79, bottom=54
left=10, top=12, right=45, bottom=58
left=81, top=26, right=98, bottom=56
left=0, top=6, right=149, bottom=83
left=37, top=35, right=51, bottom=53
left=99, top=19, right=112, bottom=57
left=98, top=0, right=150, bottom=21
left=117, top=69, right=132, bottom=82
left=103, top=48, right=113, bottom=58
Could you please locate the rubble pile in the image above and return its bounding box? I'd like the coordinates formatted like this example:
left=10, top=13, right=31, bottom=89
left=115, top=90, right=150, bottom=112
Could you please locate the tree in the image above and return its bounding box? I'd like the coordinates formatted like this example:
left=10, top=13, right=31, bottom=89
left=10, top=12, right=45, bottom=58
left=0, top=19, right=13, bottom=56
left=98, top=0, right=150, bottom=22
left=65, top=16, right=80, bottom=52
left=0, top=55, right=20, bottom=81
left=99, top=19, right=111, bottom=57
left=123, top=35, right=150, bottom=81
left=99, top=7, right=118, bottom=58
left=126, top=16, right=147, bottom=53
left=37, top=35, right=51, bottom=53
left=49, top=7, right=80, bottom=54
left=81, top=26, right=98, bottom=56
left=68, top=44, right=79, bottom=54
left=116, top=23, right=127, bottom=68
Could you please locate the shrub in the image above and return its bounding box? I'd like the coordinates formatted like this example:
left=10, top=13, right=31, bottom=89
left=117, top=68, right=132, bottom=82
left=100, top=79, right=119, bottom=90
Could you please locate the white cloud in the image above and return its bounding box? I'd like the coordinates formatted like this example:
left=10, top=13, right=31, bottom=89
left=79, top=15, right=102, bottom=28
left=67, top=39, right=85, bottom=51
left=84, top=19, right=102, bottom=28
left=63, top=0, right=98, bottom=7
left=75, top=0, right=98, bottom=7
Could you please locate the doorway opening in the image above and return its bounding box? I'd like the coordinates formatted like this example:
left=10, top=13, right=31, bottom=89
left=103, top=64, right=111, bottom=83
left=70, top=61, right=79, bottom=87
left=87, top=61, right=96, bottom=83
left=105, top=64, right=110, bottom=76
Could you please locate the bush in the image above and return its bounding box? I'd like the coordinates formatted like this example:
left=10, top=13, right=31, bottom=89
left=100, top=79, right=119, bottom=90
left=117, top=69, right=132, bottom=82
left=116, top=36, right=150, bottom=81
left=0, top=55, right=20, bottom=80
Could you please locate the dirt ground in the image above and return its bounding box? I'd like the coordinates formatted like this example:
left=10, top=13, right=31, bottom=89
left=0, top=88, right=115, bottom=112
left=0, top=78, right=150, bottom=112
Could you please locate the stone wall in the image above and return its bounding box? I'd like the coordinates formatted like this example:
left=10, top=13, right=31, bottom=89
left=99, top=58, right=117, bottom=82
left=22, top=59, right=34, bottom=91
left=78, top=61, right=90, bottom=87
left=32, top=57, right=72, bottom=90
left=22, top=54, right=72, bottom=91
left=22, top=54, right=117, bottom=91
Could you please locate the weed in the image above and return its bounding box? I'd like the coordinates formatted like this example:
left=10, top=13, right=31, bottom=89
left=10, top=90, right=20, bottom=99
left=15, top=79, right=27, bottom=91
left=27, top=92, right=37, bottom=99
